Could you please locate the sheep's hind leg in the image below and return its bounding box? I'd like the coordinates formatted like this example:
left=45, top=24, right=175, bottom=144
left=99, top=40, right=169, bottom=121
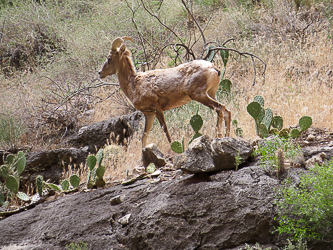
left=192, top=93, right=231, bottom=137
left=155, top=106, right=172, bottom=143
left=142, top=113, right=156, bottom=148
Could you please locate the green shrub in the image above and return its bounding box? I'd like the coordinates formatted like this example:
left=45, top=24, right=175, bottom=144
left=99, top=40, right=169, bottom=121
left=275, top=158, right=333, bottom=241
left=0, top=115, right=25, bottom=148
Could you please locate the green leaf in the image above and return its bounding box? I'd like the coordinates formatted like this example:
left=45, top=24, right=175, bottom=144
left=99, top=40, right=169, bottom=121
left=146, top=163, right=156, bottom=174
left=220, top=48, right=229, bottom=67
left=16, top=192, right=30, bottom=201
left=36, top=175, right=43, bottom=197
left=171, top=141, right=184, bottom=153
left=232, top=119, right=238, bottom=127
left=190, top=114, right=203, bottom=133
left=61, top=179, right=69, bottom=191
left=247, top=101, right=262, bottom=120
left=69, top=174, right=80, bottom=188
left=299, top=116, right=312, bottom=131
left=188, top=133, right=202, bottom=145
left=86, top=155, right=97, bottom=171
left=16, top=151, right=26, bottom=175
left=5, top=175, right=19, bottom=193
left=96, top=165, right=105, bottom=179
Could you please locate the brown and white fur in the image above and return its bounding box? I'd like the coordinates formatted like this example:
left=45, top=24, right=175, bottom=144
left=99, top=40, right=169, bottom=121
left=99, top=37, right=231, bottom=147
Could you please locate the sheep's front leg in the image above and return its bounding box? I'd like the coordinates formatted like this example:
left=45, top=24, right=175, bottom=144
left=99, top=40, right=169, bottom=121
left=142, top=113, right=156, bottom=148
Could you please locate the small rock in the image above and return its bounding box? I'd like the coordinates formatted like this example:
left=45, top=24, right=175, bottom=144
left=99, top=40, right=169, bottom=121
left=118, top=214, right=131, bottom=225
left=329, top=141, right=333, bottom=147
left=305, top=152, right=327, bottom=169
left=110, top=195, right=123, bottom=206
left=132, top=166, right=145, bottom=175
left=142, top=143, right=167, bottom=167
left=307, top=134, right=315, bottom=141
left=149, top=169, right=162, bottom=177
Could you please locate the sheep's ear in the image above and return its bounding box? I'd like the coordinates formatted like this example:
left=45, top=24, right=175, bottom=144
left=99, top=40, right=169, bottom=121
left=119, top=44, right=126, bottom=54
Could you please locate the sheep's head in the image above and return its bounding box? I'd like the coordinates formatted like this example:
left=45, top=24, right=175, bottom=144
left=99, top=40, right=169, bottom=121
left=98, top=37, right=133, bottom=79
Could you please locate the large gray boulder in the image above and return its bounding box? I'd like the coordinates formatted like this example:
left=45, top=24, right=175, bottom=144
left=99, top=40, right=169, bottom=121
left=66, top=111, right=145, bottom=152
left=174, top=135, right=253, bottom=173
left=0, top=165, right=280, bottom=250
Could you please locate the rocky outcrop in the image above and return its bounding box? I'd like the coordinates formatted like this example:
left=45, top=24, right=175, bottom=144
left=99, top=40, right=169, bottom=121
left=0, top=164, right=281, bottom=250
left=66, top=111, right=145, bottom=152
left=174, top=136, right=253, bottom=173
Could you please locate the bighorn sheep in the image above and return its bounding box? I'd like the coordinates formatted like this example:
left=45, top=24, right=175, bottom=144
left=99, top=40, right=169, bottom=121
left=98, top=37, right=231, bottom=147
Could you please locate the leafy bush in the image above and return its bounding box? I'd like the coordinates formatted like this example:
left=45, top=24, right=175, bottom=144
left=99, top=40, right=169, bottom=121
left=275, top=158, right=333, bottom=241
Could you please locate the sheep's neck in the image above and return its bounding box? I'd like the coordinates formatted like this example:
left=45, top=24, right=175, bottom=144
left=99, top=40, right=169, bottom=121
left=117, top=61, right=136, bottom=101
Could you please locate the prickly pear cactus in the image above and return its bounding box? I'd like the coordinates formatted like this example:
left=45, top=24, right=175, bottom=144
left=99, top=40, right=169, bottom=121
left=61, top=179, right=70, bottom=191
left=188, top=132, right=203, bottom=145
left=86, top=155, right=97, bottom=171
left=5, top=154, right=15, bottom=165
left=299, top=116, right=312, bottom=132
left=236, top=127, right=243, bottom=137
left=16, top=192, right=30, bottom=201
left=171, top=140, right=184, bottom=154
left=220, top=48, right=229, bottom=68
left=0, top=165, right=9, bottom=178
left=253, top=95, right=264, bottom=107
left=262, top=108, right=273, bottom=130
left=272, top=116, right=283, bottom=130
left=146, top=163, right=156, bottom=174
left=96, top=165, right=106, bottom=179
left=290, top=128, right=301, bottom=138
left=70, top=174, right=80, bottom=188
left=36, top=175, right=43, bottom=196
left=190, top=114, right=203, bottom=133
left=205, top=45, right=216, bottom=62
left=258, top=123, right=269, bottom=138
left=5, top=175, right=19, bottom=193
left=247, top=101, right=263, bottom=120
left=16, top=151, right=26, bottom=175
left=96, top=149, right=104, bottom=167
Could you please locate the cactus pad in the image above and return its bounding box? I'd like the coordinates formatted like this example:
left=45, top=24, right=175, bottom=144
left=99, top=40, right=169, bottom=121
left=5, top=154, right=15, bottom=165
left=236, top=127, right=243, bottom=137
left=190, top=114, right=203, bottom=133
left=258, top=124, right=269, bottom=138
left=0, top=165, right=9, bottom=178
left=290, top=128, right=301, bottom=138
left=232, top=119, right=238, bottom=127
left=205, top=45, right=216, bottom=62
left=299, top=116, right=312, bottom=132
left=36, top=175, right=43, bottom=197
left=96, top=149, right=104, bottom=167
left=16, top=151, right=26, bottom=175
left=96, top=165, right=106, bottom=179
left=272, top=116, right=283, bottom=130
left=220, top=48, right=229, bottom=68
left=253, top=95, right=264, bottom=107
left=146, top=163, right=156, bottom=174
left=70, top=174, right=80, bottom=188
left=47, top=183, right=62, bottom=192
left=16, top=192, right=30, bottom=201
left=220, top=79, right=232, bottom=94
left=171, top=140, right=184, bottom=154
left=95, top=178, right=106, bottom=187
left=279, top=128, right=290, bottom=138
left=61, top=179, right=70, bottom=191
left=5, top=175, right=19, bottom=193
left=247, top=101, right=262, bottom=120
left=262, top=108, right=273, bottom=130
left=86, top=155, right=97, bottom=171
